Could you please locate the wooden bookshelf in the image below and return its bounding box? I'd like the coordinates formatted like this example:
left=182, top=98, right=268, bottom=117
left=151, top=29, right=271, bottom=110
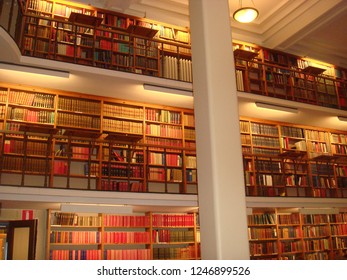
left=0, top=82, right=196, bottom=194
left=240, top=117, right=347, bottom=198
left=232, top=41, right=347, bottom=110
left=46, top=210, right=200, bottom=260
left=20, top=0, right=191, bottom=80
left=248, top=208, right=347, bottom=260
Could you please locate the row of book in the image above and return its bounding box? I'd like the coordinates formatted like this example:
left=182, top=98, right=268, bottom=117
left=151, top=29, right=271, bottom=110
left=104, top=232, right=150, bottom=244
left=105, top=249, right=151, bottom=260
left=281, top=126, right=305, bottom=138
left=0, top=89, right=7, bottom=102
left=2, top=156, right=48, bottom=173
left=27, top=0, right=53, bottom=13
left=103, top=103, right=143, bottom=120
left=57, top=112, right=101, bottom=129
left=54, top=3, right=87, bottom=18
left=162, top=56, right=193, bottom=83
left=183, top=114, right=195, bottom=127
left=146, top=109, right=182, bottom=125
left=101, top=164, right=143, bottom=178
left=146, top=137, right=183, bottom=147
left=331, top=144, right=347, bottom=154
left=102, top=181, right=144, bottom=192
left=285, top=175, right=308, bottom=187
left=332, top=237, right=347, bottom=249
left=186, top=170, right=197, bottom=183
left=8, top=91, right=54, bottom=109
left=279, top=240, right=303, bottom=253
left=50, top=249, right=102, bottom=260
left=254, top=159, right=281, bottom=172
left=247, top=213, right=276, bottom=225
left=184, top=128, right=196, bottom=140
left=306, top=141, right=330, bottom=153
left=279, top=227, right=302, bottom=239
left=152, top=214, right=195, bottom=227
left=147, top=167, right=182, bottom=182
left=146, top=123, right=183, bottom=138
left=148, top=152, right=182, bottom=167
left=103, top=215, right=150, bottom=227
left=185, top=155, right=197, bottom=169
left=50, top=231, right=101, bottom=244
left=330, top=224, right=347, bottom=235
left=153, top=246, right=196, bottom=260
left=252, top=135, right=280, bottom=148
left=302, top=225, right=330, bottom=238
left=331, top=133, right=347, bottom=144
left=3, top=139, right=48, bottom=156
left=251, top=122, right=279, bottom=136
left=304, top=239, right=330, bottom=251
left=153, top=229, right=195, bottom=243
left=249, top=241, right=278, bottom=256
left=135, top=56, right=158, bottom=70
left=256, top=174, right=283, bottom=187
left=311, top=176, right=336, bottom=189
left=7, top=107, right=54, bottom=124
left=103, top=119, right=143, bottom=134
left=54, top=161, right=100, bottom=176
left=58, top=97, right=101, bottom=115
left=102, top=148, right=144, bottom=163
left=248, top=227, right=277, bottom=240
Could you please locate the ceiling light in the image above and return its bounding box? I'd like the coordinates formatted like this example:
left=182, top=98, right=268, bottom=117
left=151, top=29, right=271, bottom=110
left=299, top=208, right=338, bottom=215
left=0, top=62, right=70, bottom=78
left=233, top=0, right=259, bottom=23
left=143, top=84, right=193, bottom=96
left=255, top=102, right=298, bottom=113
left=60, top=203, right=133, bottom=214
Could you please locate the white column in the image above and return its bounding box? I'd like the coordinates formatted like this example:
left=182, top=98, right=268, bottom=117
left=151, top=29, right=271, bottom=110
left=189, top=0, right=249, bottom=259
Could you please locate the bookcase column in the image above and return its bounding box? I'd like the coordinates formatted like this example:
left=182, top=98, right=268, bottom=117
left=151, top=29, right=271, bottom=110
left=189, top=0, right=249, bottom=259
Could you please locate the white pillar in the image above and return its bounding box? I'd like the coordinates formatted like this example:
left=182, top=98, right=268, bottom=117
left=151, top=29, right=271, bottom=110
left=189, top=0, right=249, bottom=259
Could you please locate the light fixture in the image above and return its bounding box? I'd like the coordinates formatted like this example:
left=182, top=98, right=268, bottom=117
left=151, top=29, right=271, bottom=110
left=0, top=62, right=70, bottom=78
left=255, top=102, right=298, bottom=113
left=299, top=208, right=338, bottom=215
left=143, top=84, right=193, bottom=96
left=233, top=0, right=259, bottom=23
left=60, top=203, right=133, bottom=214
left=338, top=116, right=347, bottom=122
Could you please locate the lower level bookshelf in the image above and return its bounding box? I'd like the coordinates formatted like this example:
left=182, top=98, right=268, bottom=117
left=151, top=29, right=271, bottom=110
left=248, top=208, right=347, bottom=260
left=46, top=210, right=200, bottom=260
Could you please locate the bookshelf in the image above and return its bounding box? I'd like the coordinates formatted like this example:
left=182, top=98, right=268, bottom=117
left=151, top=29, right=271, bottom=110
left=277, top=212, right=303, bottom=260
left=20, top=0, right=191, bottom=80
left=247, top=210, right=278, bottom=259
left=240, top=117, right=347, bottom=198
left=232, top=41, right=347, bottom=110
left=248, top=208, right=347, bottom=260
left=46, top=210, right=200, bottom=260
left=0, top=82, right=196, bottom=194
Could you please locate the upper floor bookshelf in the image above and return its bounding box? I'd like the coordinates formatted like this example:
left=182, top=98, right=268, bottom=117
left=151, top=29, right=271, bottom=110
left=233, top=40, right=347, bottom=110
left=17, top=0, right=192, bottom=82
left=0, top=82, right=197, bottom=195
